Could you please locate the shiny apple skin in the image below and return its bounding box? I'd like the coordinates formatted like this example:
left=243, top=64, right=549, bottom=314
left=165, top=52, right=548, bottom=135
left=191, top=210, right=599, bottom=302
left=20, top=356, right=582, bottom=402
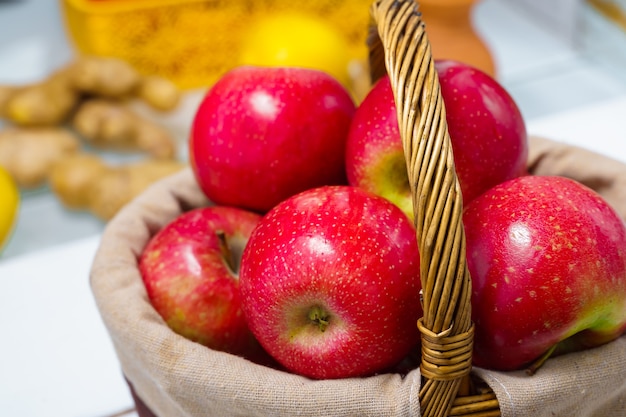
left=240, top=185, right=422, bottom=379
left=139, top=206, right=264, bottom=359
left=464, top=175, right=626, bottom=371
left=436, top=59, right=528, bottom=204
left=190, top=66, right=356, bottom=213
left=346, top=61, right=527, bottom=220
left=345, top=75, right=413, bottom=219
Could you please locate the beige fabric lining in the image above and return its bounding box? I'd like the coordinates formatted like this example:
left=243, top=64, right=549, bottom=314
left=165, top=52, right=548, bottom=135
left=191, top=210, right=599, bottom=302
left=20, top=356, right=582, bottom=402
left=91, top=137, right=626, bottom=416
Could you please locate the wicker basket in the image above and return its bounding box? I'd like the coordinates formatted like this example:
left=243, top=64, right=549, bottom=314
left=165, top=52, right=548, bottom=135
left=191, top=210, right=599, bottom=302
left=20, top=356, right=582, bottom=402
left=367, top=1, right=488, bottom=415
left=60, top=0, right=371, bottom=90
left=90, top=1, right=626, bottom=416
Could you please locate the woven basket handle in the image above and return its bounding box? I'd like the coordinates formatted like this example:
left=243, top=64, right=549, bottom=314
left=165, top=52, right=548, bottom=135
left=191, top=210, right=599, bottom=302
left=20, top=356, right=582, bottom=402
left=367, top=1, right=499, bottom=416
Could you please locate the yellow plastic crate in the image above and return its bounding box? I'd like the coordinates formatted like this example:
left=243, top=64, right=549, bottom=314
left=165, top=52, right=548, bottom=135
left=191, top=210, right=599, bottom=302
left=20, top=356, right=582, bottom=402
left=61, top=0, right=371, bottom=90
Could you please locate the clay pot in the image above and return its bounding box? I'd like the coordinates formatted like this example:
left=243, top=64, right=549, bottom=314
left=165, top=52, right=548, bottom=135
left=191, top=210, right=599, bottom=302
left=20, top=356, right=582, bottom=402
left=419, top=0, right=496, bottom=77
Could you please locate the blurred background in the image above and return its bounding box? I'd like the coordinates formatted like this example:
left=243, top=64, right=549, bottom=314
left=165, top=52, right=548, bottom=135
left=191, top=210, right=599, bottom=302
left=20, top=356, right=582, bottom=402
left=1, top=1, right=626, bottom=416
left=1, top=0, right=626, bottom=260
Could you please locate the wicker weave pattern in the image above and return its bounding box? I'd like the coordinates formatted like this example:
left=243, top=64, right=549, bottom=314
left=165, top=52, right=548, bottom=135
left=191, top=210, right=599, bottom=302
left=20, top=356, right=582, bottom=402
left=369, top=1, right=497, bottom=416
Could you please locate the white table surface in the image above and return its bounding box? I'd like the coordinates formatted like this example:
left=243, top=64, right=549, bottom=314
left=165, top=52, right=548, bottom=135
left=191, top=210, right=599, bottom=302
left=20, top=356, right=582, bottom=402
left=0, top=236, right=135, bottom=417
left=1, top=1, right=626, bottom=416
left=528, top=96, right=626, bottom=164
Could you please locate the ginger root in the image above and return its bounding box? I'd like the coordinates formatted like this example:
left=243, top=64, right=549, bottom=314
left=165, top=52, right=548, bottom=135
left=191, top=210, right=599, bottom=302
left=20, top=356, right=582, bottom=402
left=88, top=159, right=186, bottom=220
left=0, top=55, right=186, bottom=222
left=137, top=75, right=181, bottom=111
left=68, top=56, right=182, bottom=111
left=0, top=85, right=17, bottom=117
left=0, top=127, right=80, bottom=188
left=49, top=154, right=186, bottom=220
left=1, top=55, right=183, bottom=127
left=69, top=55, right=141, bottom=99
left=48, top=153, right=108, bottom=209
left=72, top=99, right=178, bottom=159
left=2, top=70, right=79, bottom=126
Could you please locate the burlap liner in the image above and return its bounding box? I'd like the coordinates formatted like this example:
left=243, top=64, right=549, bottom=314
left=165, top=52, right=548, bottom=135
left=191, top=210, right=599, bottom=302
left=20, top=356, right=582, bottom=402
left=91, top=136, right=626, bottom=417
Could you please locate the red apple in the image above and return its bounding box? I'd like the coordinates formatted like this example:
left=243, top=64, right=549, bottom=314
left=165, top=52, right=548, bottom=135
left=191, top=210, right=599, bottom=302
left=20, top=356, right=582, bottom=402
left=139, top=206, right=265, bottom=359
left=463, top=175, right=626, bottom=372
left=437, top=59, right=528, bottom=204
left=239, top=185, right=422, bottom=379
left=346, top=61, right=527, bottom=219
left=345, top=76, right=413, bottom=219
left=190, top=66, right=356, bottom=213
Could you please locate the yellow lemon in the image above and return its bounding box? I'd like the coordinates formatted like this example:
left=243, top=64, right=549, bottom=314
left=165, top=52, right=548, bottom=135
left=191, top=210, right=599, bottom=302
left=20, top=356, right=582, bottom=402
left=0, top=166, right=19, bottom=252
left=239, top=13, right=353, bottom=87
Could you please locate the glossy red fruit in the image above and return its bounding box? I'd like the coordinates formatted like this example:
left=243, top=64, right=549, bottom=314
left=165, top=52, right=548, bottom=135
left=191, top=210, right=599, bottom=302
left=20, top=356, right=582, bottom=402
left=464, top=175, right=626, bottom=372
left=436, top=59, right=528, bottom=204
left=240, top=185, right=422, bottom=379
left=139, top=206, right=265, bottom=360
left=190, top=66, right=356, bottom=213
left=345, top=61, right=528, bottom=220
left=345, top=76, right=413, bottom=219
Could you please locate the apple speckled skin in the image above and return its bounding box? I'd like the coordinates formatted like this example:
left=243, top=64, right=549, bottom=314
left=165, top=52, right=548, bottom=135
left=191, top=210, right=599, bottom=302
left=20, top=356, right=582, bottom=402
left=436, top=59, right=528, bottom=204
left=345, top=75, right=413, bottom=219
left=240, top=185, right=422, bottom=379
left=464, top=175, right=626, bottom=371
left=139, top=206, right=265, bottom=359
left=346, top=61, right=528, bottom=219
left=190, top=66, right=356, bottom=213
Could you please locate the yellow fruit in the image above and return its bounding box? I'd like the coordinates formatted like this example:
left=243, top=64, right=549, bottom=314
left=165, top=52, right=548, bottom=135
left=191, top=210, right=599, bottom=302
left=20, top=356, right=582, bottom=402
left=0, top=166, right=19, bottom=252
left=239, top=13, right=353, bottom=87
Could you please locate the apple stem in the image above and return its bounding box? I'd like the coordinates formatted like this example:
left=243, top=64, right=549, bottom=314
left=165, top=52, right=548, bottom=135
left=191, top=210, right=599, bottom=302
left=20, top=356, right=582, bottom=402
left=216, top=230, right=237, bottom=274
left=308, top=306, right=330, bottom=332
left=525, top=344, right=557, bottom=376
